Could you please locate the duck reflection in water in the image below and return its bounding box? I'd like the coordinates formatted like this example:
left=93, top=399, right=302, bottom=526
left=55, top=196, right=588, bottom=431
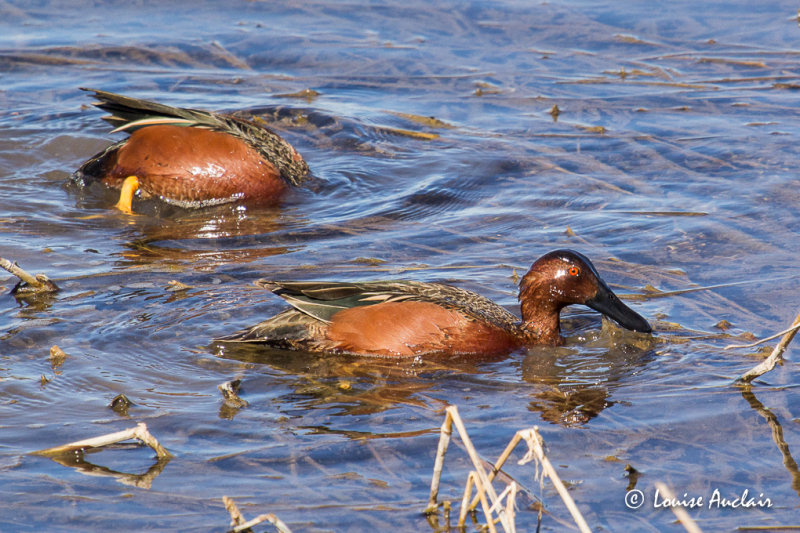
left=214, top=324, right=655, bottom=426
left=116, top=205, right=295, bottom=267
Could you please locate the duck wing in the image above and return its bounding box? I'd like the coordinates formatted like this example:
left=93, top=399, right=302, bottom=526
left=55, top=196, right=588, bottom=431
left=259, top=280, right=520, bottom=330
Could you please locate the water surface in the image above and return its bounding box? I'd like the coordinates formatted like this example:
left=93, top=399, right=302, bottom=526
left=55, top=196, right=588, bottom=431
left=1, top=1, right=799, bottom=531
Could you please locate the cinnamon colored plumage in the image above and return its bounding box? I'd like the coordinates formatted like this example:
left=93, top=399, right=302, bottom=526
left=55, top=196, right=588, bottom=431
left=216, top=250, right=652, bottom=358
left=73, top=88, right=309, bottom=212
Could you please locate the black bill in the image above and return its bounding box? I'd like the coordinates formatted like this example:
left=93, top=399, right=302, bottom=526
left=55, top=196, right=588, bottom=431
left=585, top=283, right=652, bottom=333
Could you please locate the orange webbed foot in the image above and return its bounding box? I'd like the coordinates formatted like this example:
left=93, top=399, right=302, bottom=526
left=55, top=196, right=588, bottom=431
left=114, top=176, right=140, bottom=214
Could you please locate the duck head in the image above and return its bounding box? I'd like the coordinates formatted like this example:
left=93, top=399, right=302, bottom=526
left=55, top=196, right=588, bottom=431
left=519, top=249, right=651, bottom=345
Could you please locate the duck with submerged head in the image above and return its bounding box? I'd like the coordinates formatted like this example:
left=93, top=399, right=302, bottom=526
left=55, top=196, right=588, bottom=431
left=216, top=250, right=652, bottom=358
left=73, top=88, right=309, bottom=213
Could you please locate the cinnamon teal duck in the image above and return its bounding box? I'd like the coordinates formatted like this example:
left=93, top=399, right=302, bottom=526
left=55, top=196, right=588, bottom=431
left=216, top=250, right=651, bottom=358
left=73, top=88, right=309, bottom=213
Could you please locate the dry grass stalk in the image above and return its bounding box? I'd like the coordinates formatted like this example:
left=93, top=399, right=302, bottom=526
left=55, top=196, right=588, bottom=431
left=222, top=496, right=293, bottom=533
left=518, top=428, right=591, bottom=533
left=426, top=409, right=454, bottom=513
left=224, top=496, right=247, bottom=526
left=230, top=515, right=292, bottom=533
left=460, top=471, right=501, bottom=533
left=737, top=308, right=800, bottom=383
left=463, top=426, right=590, bottom=532
left=458, top=471, right=477, bottom=526
left=467, top=429, right=529, bottom=513
left=492, top=482, right=517, bottom=530
left=426, top=405, right=514, bottom=531
left=0, top=256, right=59, bottom=293
left=427, top=406, right=590, bottom=532
left=724, top=323, right=800, bottom=350
left=32, top=422, right=171, bottom=459
left=448, top=407, right=510, bottom=529
left=653, top=482, right=704, bottom=533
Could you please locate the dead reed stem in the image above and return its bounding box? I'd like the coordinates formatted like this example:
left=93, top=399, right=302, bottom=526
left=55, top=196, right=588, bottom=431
left=223, top=496, right=247, bottom=526
left=458, top=471, right=476, bottom=526
left=0, top=257, right=40, bottom=286
left=447, top=407, right=506, bottom=521
left=653, top=482, right=704, bottom=533
left=222, top=496, right=293, bottom=533
left=425, top=410, right=454, bottom=513
left=737, top=307, right=800, bottom=383
left=32, top=422, right=171, bottom=458
left=469, top=471, right=500, bottom=533
left=427, top=406, right=591, bottom=532
left=467, top=431, right=524, bottom=513
left=0, top=256, right=58, bottom=293
left=426, top=406, right=513, bottom=530
left=725, top=323, right=800, bottom=350
left=519, top=428, right=591, bottom=533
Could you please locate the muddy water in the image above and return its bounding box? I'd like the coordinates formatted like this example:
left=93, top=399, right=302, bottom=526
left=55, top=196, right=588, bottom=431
left=2, top=1, right=800, bottom=531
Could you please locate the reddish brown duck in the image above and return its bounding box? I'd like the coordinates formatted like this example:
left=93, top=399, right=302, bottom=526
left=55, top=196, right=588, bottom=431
left=73, top=88, right=309, bottom=213
left=216, top=250, right=652, bottom=358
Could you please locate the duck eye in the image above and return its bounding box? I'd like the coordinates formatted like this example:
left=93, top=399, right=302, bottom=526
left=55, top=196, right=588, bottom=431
left=568, top=266, right=580, bottom=277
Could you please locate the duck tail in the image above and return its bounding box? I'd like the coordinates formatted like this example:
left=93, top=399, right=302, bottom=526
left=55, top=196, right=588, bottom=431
left=80, top=87, right=221, bottom=132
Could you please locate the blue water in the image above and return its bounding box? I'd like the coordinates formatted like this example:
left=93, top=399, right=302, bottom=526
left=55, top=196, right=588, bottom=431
left=1, top=1, right=799, bottom=531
